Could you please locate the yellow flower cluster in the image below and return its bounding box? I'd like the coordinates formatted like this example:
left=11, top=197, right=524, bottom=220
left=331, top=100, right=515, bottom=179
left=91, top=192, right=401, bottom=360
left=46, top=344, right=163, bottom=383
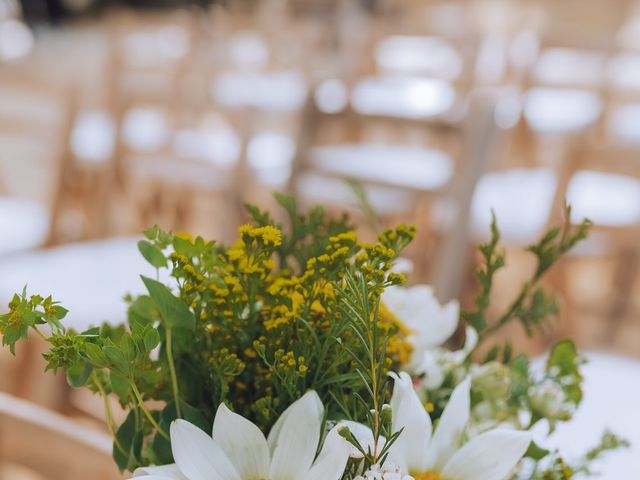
left=238, top=224, right=282, bottom=247
left=164, top=219, right=415, bottom=431
left=378, top=302, right=414, bottom=366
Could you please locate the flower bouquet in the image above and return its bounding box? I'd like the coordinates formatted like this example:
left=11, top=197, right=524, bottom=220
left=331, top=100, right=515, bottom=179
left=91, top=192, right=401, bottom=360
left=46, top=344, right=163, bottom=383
left=0, top=194, right=627, bottom=479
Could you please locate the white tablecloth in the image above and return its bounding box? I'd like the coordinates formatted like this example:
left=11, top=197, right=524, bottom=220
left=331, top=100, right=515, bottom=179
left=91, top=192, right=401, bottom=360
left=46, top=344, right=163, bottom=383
left=538, top=352, right=640, bottom=479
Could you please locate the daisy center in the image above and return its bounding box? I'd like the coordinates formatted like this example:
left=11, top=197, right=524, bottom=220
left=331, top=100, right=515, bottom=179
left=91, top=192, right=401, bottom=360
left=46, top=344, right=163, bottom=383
left=412, top=472, right=441, bottom=480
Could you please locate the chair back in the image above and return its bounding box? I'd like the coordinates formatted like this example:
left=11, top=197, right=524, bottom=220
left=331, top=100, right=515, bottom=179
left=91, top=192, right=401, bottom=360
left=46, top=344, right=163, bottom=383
left=0, top=392, right=119, bottom=480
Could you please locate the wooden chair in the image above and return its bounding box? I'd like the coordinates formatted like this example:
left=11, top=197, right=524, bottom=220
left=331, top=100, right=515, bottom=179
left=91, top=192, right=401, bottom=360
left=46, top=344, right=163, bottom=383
left=0, top=392, right=119, bottom=480
left=545, top=139, right=640, bottom=343
left=0, top=68, right=75, bottom=254
left=290, top=67, right=501, bottom=289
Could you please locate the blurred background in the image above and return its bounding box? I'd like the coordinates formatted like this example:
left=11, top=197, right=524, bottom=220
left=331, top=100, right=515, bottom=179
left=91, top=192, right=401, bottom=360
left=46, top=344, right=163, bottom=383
left=0, top=0, right=639, bottom=478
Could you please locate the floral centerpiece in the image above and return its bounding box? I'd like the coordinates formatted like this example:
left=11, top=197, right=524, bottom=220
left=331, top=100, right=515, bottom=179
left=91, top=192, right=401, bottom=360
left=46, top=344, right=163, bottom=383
left=0, top=195, right=627, bottom=479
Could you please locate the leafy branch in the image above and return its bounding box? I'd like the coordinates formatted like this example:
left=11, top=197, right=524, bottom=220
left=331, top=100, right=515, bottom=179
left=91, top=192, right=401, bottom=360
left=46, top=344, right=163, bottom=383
left=463, top=205, right=592, bottom=346
left=246, top=193, right=354, bottom=273
left=335, top=270, right=402, bottom=469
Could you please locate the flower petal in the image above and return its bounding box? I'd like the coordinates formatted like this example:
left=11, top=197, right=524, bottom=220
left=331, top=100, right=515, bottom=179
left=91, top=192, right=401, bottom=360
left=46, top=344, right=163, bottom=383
left=171, top=419, right=240, bottom=480
left=412, top=298, right=459, bottom=350
left=426, top=376, right=470, bottom=471
left=388, top=371, right=433, bottom=472
left=415, top=350, right=446, bottom=390
left=307, top=426, right=351, bottom=480
left=211, top=403, right=270, bottom=479
left=267, top=390, right=323, bottom=454
left=384, top=285, right=459, bottom=356
left=268, top=391, right=324, bottom=480
left=441, top=430, right=531, bottom=480
left=133, top=464, right=187, bottom=480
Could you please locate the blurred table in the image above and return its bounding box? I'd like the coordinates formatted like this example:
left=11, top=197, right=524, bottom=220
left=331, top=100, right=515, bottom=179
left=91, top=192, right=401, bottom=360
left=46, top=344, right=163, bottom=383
left=0, top=237, right=166, bottom=330
left=542, top=352, right=640, bottom=478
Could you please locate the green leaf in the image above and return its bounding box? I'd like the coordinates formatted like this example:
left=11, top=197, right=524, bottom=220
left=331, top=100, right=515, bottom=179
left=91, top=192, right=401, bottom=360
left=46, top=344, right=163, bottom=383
left=509, top=354, right=530, bottom=399
left=546, top=340, right=580, bottom=375
left=103, top=344, right=128, bottom=373
left=158, top=230, right=173, bottom=247
left=161, top=400, right=209, bottom=433
left=546, top=340, right=584, bottom=405
left=113, top=411, right=136, bottom=472
left=141, top=276, right=195, bottom=330
left=128, top=295, right=158, bottom=327
left=525, top=440, right=550, bottom=460
left=152, top=427, right=173, bottom=465
left=83, top=342, right=108, bottom=368
left=173, top=236, right=196, bottom=257
left=244, top=202, right=273, bottom=225
left=143, top=225, right=159, bottom=240
left=143, top=328, right=160, bottom=352
left=120, top=335, right=137, bottom=362
left=137, top=240, right=167, bottom=269
left=79, top=326, right=100, bottom=337
left=110, top=371, right=131, bottom=401
left=66, top=360, right=93, bottom=388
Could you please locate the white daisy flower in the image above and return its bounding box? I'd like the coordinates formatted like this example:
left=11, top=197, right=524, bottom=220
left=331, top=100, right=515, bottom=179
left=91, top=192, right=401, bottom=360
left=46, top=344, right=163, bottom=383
left=382, top=285, right=459, bottom=367
left=134, top=391, right=350, bottom=480
left=388, top=372, right=531, bottom=480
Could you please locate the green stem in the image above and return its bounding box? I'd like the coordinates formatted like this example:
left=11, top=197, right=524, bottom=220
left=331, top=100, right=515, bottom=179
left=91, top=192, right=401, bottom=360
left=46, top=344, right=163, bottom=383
left=93, top=373, right=126, bottom=455
left=369, top=301, right=380, bottom=464
left=166, top=326, right=182, bottom=418
left=129, top=380, right=170, bottom=441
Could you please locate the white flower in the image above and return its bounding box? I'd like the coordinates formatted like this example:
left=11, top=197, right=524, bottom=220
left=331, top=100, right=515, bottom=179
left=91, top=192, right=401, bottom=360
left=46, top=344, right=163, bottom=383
left=390, top=257, right=414, bottom=275
left=354, top=461, right=414, bottom=480
left=416, top=327, right=478, bottom=390
left=134, top=391, right=350, bottom=480
left=388, top=372, right=531, bottom=480
left=529, top=379, right=573, bottom=421
left=382, top=285, right=459, bottom=372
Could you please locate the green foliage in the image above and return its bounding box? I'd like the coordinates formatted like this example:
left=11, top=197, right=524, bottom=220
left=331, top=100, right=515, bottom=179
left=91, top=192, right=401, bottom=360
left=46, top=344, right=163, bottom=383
left=463, top=213, right=505, bottom=333
left=246, top=192, right=355, bottom=271
left=463, top=205, right=591, bottom=346
left=344, top=177, right=380, bottom=232
left=140, top=276, right=195, bottom=330
left=580, top=431, right=630, bottom=471
left=545, top=340, right=583, bottom=408
left=1, top=197, right=622, bottom=478
left=524, top=431, right=629, bottom=479
left=0, top=195, right=415, bottom=472
left=137, top=240, right=167, bottom=269
left=0, top=289, right=67, bottom=353
left=335, top=271, right=404, bottom=469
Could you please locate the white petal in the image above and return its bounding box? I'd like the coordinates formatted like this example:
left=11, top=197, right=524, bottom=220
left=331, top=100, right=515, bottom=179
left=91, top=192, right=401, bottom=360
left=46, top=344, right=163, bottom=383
left=268, top=391, right=324, bottom=480
left=441, top=430, right=531, bottom=480
left=267, top=390, right=323, bottom=454
left=463, top=327, right=478, bottom=353
left=134, top=464, right=187, bottom=480
left=170, top=419, right=241, bottom=480
left=415, top=350, right=445, bottom=389
left=384, top=285, right=459, bottom=353
left=381, top=285, right=410, bottom=319
left=388, top=371, right=432, bottom=472
left=412, top=298, right=459, bottom=350
left=426, top=376, right=470, bottom=470
left=211, top=403, right=270, bottom=479
left=307, top=426, right=351, bottom=480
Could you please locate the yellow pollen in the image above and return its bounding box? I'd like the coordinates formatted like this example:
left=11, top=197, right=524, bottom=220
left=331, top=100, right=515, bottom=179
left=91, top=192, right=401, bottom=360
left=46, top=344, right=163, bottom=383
left=413, top=472, right=441, bottom=480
